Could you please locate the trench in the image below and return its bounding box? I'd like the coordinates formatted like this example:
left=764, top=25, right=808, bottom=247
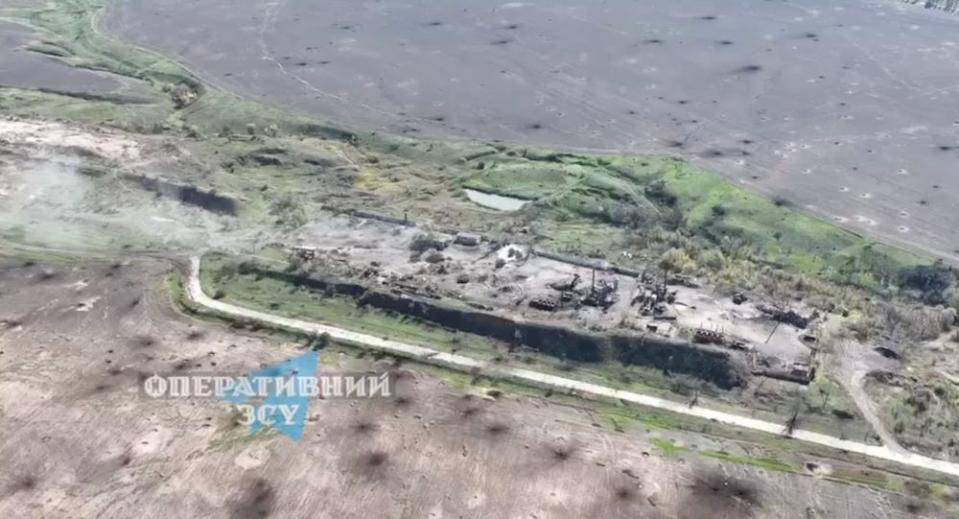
left=122, top=174, right=237, bottom=215
left=245, top=265, right=748, bottom=389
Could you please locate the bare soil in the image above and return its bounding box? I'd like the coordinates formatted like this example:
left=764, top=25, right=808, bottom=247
left=0, top=21, right=119, bottom=94
left=104, top=0, right=959, bottom=261
left=0, top=257, right=939, bottom=518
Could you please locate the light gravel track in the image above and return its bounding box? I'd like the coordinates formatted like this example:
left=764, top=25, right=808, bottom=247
left=187, top=257, right=959, bottom=479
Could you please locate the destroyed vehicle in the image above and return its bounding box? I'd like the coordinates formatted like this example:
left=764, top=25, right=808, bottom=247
left=756, top=303, right=817, bottom=329
left=548, top=274, right=581, bottom=292
left=694, top=328, right=725, bottom=345
left=581, top=278, right=618, bottom=309
left=453, top=232, right=481, bottom=246
left=529, top=297, right=560, bottom=311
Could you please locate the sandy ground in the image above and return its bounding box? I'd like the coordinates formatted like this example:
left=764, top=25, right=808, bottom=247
left=0, top=257, right=941, bottom=518
left=104, top=0, right=959, bottom=262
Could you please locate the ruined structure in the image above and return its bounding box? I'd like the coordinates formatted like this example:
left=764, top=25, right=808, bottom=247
left=283, top=217, right=819, bottom=387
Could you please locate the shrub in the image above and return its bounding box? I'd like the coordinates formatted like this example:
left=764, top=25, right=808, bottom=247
left=898, top=262, right=955, bottom=304
left=659, top=248, right=696, bottom=274
left=875, top=303, right=955, bottom=341
left=270, top=196, right=307, bottom=229
left=700, top=249, right=726, bottom=271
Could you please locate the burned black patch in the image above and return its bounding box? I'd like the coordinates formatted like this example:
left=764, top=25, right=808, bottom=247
left=613, top=485, right=638, bottom=501
left=903, top=498, right=926, bottom=515
left=8, top=475, right=37, bottom=494
left=230, top=478, right=276, bottom=519
left=353, top=450, right=390, bottom=479
left=36, top=269, right=59, bottom=282
left=549, top=442, right=576, bottom=462
left=118, top=452, right=133, bottom=467
left=130, top=335, right=156, bottom=348
left=717, top=40, right=734, bottom=46
left=527, top=122, right=544, bottom=130
left=734, top=65, right=763, bottom=74
left=351, top=419, right=378, bottom=435
left=484, top=422, right=509, bottom=436
left=490, top=38, right=513, bottom=46
left=680, top=470, right=760, bottom=519
left=460, top=405, right=481, bottom=419
left=364, top=451, right=388, bottom=467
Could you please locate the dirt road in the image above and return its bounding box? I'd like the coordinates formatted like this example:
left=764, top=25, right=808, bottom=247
left=187, top=257, right=959, bottom=479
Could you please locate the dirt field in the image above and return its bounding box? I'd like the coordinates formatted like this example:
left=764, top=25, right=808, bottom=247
left=104, top=0, right=959, bottom=261
left=0, top=256, right=948, bottom=518
left=0, top=118, right=267, bottom=252
left=0, top=21, right=119, bottom=94
left=0, top=2, right=957, bottom=514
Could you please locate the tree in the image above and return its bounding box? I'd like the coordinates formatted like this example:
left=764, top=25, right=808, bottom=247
left=311, top=332, right=331, bottom=351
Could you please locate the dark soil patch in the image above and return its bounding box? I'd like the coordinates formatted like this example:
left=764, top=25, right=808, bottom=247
left=230, top=478, right=276, bottom=519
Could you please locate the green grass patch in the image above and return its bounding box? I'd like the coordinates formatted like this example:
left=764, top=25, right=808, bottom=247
left=701, top=449, right=796, bottom=473
left=456, top=150, right=928, bottom=290
left=827, top=468, right=902, bottom=493
left=650, top=437, right=686, bottom=457
left=200, top=254, right=507, bottom=360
